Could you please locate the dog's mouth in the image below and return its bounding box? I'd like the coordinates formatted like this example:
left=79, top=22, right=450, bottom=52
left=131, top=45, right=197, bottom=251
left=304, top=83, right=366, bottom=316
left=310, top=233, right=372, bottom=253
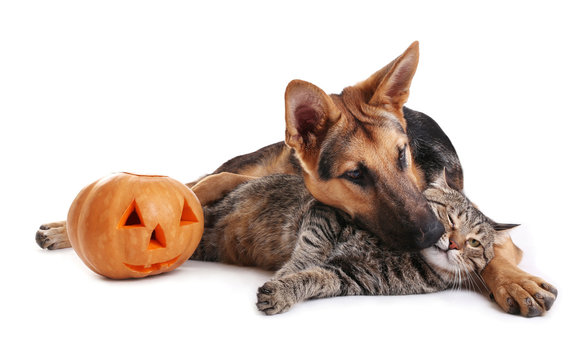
left=123, top=255, right=180, bottom=273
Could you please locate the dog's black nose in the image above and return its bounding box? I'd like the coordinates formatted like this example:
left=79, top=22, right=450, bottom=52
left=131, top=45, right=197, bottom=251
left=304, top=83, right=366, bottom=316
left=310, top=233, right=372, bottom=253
left=418, top=219, right=445, bottom=249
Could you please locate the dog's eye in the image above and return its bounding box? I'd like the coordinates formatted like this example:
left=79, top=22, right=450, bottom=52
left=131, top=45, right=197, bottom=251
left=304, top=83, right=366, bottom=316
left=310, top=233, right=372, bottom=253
left=344, top=169, right=363, bottom=180
left=341, top=164, right=371, bottom=186
left=398, top=145, right=408, bottom=170
left=341, top=167, right=368, bottom=186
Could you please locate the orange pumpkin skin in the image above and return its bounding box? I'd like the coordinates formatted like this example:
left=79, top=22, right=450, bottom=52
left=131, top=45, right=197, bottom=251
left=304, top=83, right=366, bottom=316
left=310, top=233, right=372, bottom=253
left=67, top=173, right=204, bottom=279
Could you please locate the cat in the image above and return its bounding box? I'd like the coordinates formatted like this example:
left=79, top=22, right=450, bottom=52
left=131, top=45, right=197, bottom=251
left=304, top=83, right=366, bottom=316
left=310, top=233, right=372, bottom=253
left=192, top=173, right=518, bottom=315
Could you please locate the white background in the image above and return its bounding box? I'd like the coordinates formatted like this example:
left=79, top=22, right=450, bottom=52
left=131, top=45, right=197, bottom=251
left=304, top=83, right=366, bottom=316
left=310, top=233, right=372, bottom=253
left=1, top=1, right=586, bottom=359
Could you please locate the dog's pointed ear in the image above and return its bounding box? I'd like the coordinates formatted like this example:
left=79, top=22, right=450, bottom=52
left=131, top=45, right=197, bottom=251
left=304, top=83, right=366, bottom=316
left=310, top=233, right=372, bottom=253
left=285, top=80, right=340, bottom=152
left=368, top=41, right=419, bottom=112
left=355, top=58, right=397, bottom=98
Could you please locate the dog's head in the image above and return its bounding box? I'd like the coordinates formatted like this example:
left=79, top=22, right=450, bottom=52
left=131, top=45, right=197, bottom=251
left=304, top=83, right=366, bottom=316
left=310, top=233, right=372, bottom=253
left=284, top=42, right=443, bottom=250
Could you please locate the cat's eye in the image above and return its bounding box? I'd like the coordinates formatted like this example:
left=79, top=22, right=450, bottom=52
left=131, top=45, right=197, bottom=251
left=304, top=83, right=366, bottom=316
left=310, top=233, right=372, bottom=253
left=468, top=239, right=481, bottom=247
left=447, top=213, right=455, bottom=229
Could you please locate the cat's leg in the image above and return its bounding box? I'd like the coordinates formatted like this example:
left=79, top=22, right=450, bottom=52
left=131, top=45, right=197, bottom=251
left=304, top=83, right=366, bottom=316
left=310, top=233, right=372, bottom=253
left=272, top=232, right=334, bottom=279
left=482, top=236, right=557, bottom=317
left=256, top=206, right=355, bottom=315
left=36, top=221, right=71, bottom=249
left=257, top=266, right=362, bottom=315
left=273, top=204, right=343, bottom=278
left=189, top=172, right=258, bottom=206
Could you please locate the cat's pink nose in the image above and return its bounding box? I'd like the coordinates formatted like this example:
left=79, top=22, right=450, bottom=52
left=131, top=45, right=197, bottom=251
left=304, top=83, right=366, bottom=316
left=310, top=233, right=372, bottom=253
left=448, top=239, right=460, bottom=250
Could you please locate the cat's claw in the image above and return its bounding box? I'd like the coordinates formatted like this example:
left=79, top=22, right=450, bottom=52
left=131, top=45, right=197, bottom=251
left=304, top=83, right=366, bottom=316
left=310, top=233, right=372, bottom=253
left=490, top=275, right=557, bottom=317
left=256, top=280, right=295, bottom=315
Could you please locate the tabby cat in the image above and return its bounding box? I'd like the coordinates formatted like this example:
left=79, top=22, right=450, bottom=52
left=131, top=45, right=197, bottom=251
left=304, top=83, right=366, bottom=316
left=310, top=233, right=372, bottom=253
left=192, top=173, right=517, bottom=315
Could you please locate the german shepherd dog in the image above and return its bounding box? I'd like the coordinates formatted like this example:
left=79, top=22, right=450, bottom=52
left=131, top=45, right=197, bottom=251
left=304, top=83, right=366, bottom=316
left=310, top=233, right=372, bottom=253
left=38, top=42, right=556, bottom=316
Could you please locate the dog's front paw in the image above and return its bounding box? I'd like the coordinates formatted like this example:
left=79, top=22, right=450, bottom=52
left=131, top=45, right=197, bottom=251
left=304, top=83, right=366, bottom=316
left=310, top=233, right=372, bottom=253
left=256, top=280, right=296, bottom=315
left=36, top=221, right=71, bottom=250
left=490, top=273, right=557, bottom=317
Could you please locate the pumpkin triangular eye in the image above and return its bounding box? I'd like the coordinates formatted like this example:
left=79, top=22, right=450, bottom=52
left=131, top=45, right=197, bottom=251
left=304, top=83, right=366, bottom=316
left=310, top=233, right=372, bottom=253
left=118, top=200, right=145, bottom=228
left=180, top=199, right=198, bottom=226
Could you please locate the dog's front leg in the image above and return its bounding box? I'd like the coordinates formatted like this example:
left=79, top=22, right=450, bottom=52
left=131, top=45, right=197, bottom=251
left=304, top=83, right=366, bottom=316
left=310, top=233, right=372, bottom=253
left=190, top=172, right=258, bottom=206
left=36, top=221, right=70, bottom=249
left=482, top=236, right=557, bottom=317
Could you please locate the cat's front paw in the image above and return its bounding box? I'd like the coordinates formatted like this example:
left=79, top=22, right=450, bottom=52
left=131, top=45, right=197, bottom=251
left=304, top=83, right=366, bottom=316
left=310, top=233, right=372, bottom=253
left=256, top=280, right=296, bottom=315
left=490, top=272, right=557, bottom=317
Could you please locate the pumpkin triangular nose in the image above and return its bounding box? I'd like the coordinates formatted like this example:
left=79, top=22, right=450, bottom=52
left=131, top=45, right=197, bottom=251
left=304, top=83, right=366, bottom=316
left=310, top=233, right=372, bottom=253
left=148, top=224, right=166, bottom=249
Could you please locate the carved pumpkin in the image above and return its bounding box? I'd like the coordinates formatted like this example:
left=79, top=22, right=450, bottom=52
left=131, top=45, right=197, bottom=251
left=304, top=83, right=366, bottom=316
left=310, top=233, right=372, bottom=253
left=67, top=172, right=204, bottom=279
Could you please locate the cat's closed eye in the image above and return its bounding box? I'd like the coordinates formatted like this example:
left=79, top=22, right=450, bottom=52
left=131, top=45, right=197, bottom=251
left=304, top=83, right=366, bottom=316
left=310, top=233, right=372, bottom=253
left=447, top=214, right=455, bottom=229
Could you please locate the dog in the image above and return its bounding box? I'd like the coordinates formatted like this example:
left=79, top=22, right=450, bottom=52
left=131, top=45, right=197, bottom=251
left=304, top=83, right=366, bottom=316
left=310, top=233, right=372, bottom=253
left=38, top=42, right=556, bottom=316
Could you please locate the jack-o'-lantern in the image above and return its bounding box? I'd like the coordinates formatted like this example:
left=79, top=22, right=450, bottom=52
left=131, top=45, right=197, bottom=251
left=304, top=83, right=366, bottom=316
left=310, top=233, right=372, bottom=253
left=67, top=172, right=204, bottom=279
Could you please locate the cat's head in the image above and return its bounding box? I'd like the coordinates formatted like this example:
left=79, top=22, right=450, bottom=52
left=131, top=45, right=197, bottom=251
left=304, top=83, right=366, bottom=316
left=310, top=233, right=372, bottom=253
left=421, top=171, right=518, bottom=277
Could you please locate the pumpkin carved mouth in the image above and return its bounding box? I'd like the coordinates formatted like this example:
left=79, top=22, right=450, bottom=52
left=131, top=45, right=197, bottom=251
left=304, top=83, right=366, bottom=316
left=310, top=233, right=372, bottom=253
left=123, top=255, right=181, bottom=273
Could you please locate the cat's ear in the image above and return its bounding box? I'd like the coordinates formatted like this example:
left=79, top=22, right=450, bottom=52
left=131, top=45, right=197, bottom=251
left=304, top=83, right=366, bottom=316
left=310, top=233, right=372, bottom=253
left=493, top=223, right=520, bottom=232
left=492, top=222, right=520, bottom=245
left=431, top=168, right=450, bottom=188
left=431, top=168, right=463, bottom=191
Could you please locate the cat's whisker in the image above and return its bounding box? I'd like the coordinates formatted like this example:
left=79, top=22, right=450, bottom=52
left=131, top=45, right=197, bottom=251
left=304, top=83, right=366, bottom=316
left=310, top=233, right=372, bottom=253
left=449, top=267, right=457, bottom=291
left=461, top=266, right=469, bottom=291
left=457, top=260, right=464, bottom=291
left=451, top=265, right=460, bottom=292
left=464, top=259, right=485, bottom=293
left=454, top=266, right=462, bottom=292
left=462, top=260, right=481, bottom=293
left=466, top=271, right=476, bottom=292
left=463, top=263, right=475, bottom=292
left=462, top=262, right=474, bottom=292
left=466, top=271, right=477, bottom=292
left=470, top=273, right=478, bottom=292
left=472, top=271, right=490, bottom=293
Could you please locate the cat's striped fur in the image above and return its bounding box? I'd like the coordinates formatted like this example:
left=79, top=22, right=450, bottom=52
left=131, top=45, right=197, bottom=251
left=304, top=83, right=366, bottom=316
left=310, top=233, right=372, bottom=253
left=192, top=174, right=516, bottom=315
